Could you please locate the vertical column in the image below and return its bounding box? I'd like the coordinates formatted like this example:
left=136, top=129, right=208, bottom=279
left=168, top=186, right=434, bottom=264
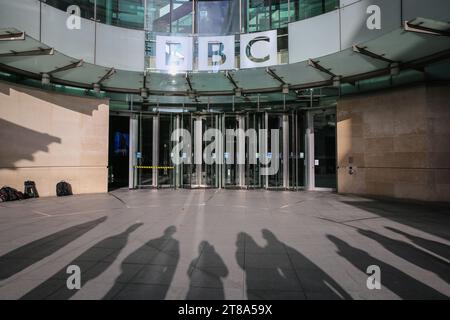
left=152, top=115, right=159, bottom=187
left=175, top=115, right=181, bottom=188
left=264, top=112, right=269, bottom=189
left=237, top=115, right=246, bottom=187
left=283, top=114, right=289, bottom=189
left=220, top=114, right=225, bottom=188
left=129, top=114, right=138, bottom=189
left=105, top=0, right=113, bottom=25
left=194, top=117, right=203, bottom=186
left=214, top=115, right=219, bottom=188
left=305, top=111, right=315, bottom=190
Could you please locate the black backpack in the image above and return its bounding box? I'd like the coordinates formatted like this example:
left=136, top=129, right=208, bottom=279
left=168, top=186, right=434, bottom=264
left=24, top=181, right=39, bottom=199
left=0, top=186, right=24, bottom=202
left=56, top=181, right=72, bottom=197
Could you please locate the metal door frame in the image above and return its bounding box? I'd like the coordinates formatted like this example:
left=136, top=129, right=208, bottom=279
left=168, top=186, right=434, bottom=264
left=223, top=113, right=247, bottom=189
left=264, top=112, right=289, bottom=190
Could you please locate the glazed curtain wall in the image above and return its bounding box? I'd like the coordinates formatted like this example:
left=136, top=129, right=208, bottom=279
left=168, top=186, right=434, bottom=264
left=40, top=0, right=338, bottom=32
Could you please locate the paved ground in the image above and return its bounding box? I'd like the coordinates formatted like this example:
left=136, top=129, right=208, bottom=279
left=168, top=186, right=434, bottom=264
left=0, top=189, right=449, bottom=300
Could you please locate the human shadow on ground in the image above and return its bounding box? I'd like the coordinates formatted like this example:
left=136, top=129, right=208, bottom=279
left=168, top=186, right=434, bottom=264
left=358, top=228, right=450, bottom=283
left=327, top=235, right=448, bottom=299
left=21, top=222, right=142, bottom=300
left=185, top=241, right=228, bottom=300
left=237, top=230, right=351, bottom=300
left=341, top=200, right=450, bottom=241
left=103, top=226, right=180, bottom=300
left=385, top=226, right=450, bottom=261
left=0, top=216, right=107, bottom=281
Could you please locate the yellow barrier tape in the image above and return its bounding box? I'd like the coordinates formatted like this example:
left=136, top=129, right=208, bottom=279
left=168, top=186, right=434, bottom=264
left=134, top=166, right=175, bottom=170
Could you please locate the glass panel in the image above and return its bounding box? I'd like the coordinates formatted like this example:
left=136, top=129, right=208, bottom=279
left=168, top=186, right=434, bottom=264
left=158, top=114, right=175, bottom=187
left=224, top=115, right=239, bottom=187
left=96, top=0, right=145, bottom=29
left=182, top=113, right=193, bottom=187
left=298, top=0, right=324, bottom=20
left=290, top=0, right=338, bottom=21
left=267, top=113, right=284, bottom=188
left=314, top=112, right=336, bottom=188
left=44, top=0, right=96, bottom=19
left=246, top=0, right=271, bottom=32
left=146, top=0, right=171, bottom=32
left=137, top=115, right=153, bottom=187
left=196, top=0, right=240, bottom=35
left=246, top=112, right=263, bottom=188
left=108, top=116, right=130, bottom=190
left=271, top=0, right=289, bottom=29
left=203, top=115, right=218, bottom=186
left=171, top=0, right=193, bottom=33
left=184, top=115, right=218, bottom=187
left=324, top=0, right=339, bottom=12
left=289, top=111, right=305, bottom=189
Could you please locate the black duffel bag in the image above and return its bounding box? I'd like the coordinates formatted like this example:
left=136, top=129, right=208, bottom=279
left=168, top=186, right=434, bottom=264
left=0, top=186, right=24, bottom=202
left=56, top=181, right=73, bottom=197
left=24, top=180, right=39, bottom=199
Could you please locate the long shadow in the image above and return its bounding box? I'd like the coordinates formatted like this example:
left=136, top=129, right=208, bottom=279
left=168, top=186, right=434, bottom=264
left=385, top=226, right=450, bottom=261
left=236, top=231, right=351, bottom=300
left=327, top=235, right=449, bottom=299
left=358, top=229, right=450, bottom=283
left=103, top=226, right=180, bottom=300
left=0, top=216, right=107, bottom=280
left=341, top=200, right=450, bottom=241
left=0, top=118, right=61, bottom=170
left=186, top=241, right=228, bottom=300
left=264, top=229, right=352, bottom=300
left=21, top=223, right=142, bottom=300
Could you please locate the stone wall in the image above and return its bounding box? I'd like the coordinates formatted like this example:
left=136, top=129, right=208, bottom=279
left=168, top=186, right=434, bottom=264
left=337, top=84, right=450, bottom=202
left=0, top=80, right=109, bottom=197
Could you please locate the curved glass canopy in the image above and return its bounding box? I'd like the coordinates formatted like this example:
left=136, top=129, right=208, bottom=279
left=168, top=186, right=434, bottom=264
left=0, top=18, right=449, bottom=99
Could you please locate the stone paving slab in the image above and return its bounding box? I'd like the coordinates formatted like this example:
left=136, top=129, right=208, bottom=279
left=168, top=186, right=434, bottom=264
left=0, top=189, right=449, bottom=300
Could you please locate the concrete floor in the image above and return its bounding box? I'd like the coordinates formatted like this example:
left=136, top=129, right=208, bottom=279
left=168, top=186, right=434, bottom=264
left=0, top=189, right=449, bottom=300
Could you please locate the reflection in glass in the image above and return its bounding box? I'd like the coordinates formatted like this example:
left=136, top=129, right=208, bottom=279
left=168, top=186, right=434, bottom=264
left=137, top=115, right=153, bottom=187
left=246, top=0, right=271, bottom=32
left=313, top=112, right=336, bottom=188
left=44, top=0, right=95, bottom=19
left=171, top=0, right=193, bottom=33
left=196, top=0, right=240, bottom=35
left=158, top=114, right=175, bottom=187
left=146, top=0, right=171, bottom=32
left=96, top=0, right=145, bottom=29
left=44, top=0, right=340, bottom=32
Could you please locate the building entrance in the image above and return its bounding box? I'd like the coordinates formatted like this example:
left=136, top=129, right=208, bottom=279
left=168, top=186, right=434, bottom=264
left=128, top=109, right=335, bottom=191
left=182, top=114, right=219, bottom=188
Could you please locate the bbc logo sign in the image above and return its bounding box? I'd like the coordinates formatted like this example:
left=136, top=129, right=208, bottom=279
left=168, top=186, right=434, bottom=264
left=155, top=30, right=277, bottom=73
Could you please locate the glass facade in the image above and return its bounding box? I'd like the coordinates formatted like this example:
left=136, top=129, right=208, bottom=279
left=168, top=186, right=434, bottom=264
left=41, top=0, right=339, bottom=64
left=43, top=0, right=145, bottom=29
left=96, top=0, right=145, bottom=29
left=244, top=0, right=338, bottom=32
left=196, top=0, right=240, bottom=35
left=43, top=0, right=96, bottom=20
left=42, top=0, right=339, bottom=33
left=171, top=0, right=193, bottom=33
left=146, top=0, right=171, bottom=32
